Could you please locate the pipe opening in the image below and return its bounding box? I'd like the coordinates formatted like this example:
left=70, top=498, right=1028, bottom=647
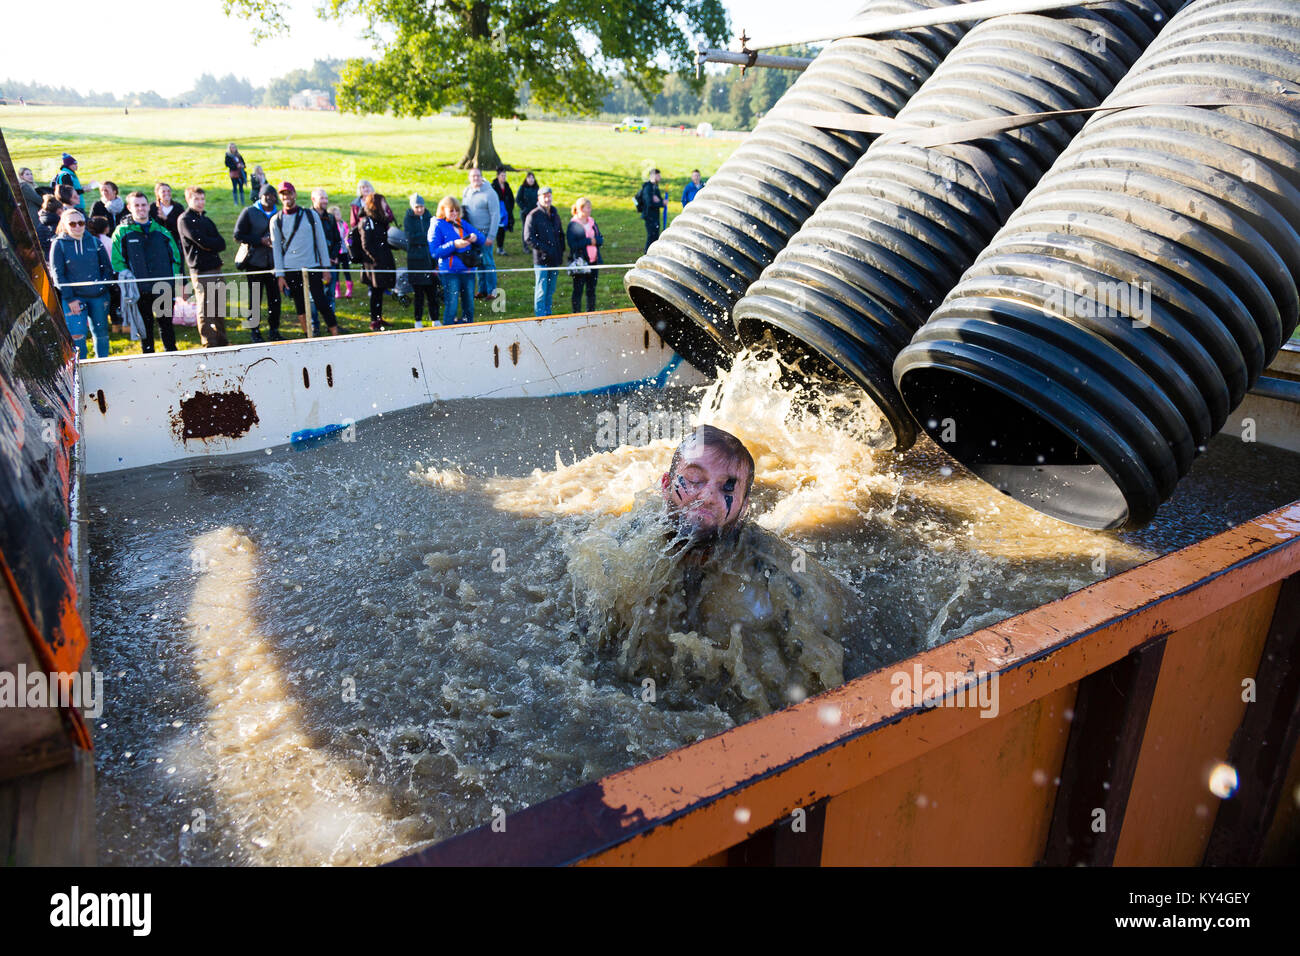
left=628, top=283, right=732, bottom=377
left=898, top=365, right=1132, bottom=530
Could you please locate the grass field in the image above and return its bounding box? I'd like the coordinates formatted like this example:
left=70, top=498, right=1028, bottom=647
left=2, top=106, right=741, bottom=354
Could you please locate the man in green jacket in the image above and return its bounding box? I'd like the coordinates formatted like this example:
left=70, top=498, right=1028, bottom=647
left=635, top=168, right=665, bottom=252
left=111, top=191, right=183, bottom=352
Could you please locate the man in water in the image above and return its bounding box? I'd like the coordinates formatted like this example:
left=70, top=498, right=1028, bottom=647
left=659, top=424, right=753, bottom=547
left=571, top=424, right=846, bottom=718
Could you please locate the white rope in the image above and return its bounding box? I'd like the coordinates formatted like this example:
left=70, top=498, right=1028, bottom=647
left=52, top=261, right=640, bottom=289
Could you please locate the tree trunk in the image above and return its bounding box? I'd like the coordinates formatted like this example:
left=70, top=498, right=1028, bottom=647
left=457, top=108, right=509, bottom=170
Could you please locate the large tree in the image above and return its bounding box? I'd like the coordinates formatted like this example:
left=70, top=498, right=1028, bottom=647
left=226, top=0, right=730, bottom=169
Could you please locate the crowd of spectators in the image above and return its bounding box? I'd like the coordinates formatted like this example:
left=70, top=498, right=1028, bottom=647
left=28, top=147, right=708, bottom=359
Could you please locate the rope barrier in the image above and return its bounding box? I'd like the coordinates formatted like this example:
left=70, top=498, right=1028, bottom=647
left=52, top=260, right=641, bottom=289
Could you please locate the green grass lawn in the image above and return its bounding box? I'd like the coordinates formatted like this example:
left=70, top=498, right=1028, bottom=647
left=3, top=106, right=740, bottom=354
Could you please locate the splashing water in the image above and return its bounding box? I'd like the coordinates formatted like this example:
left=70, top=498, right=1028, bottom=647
left=89, top=348, right=1300, bottom=865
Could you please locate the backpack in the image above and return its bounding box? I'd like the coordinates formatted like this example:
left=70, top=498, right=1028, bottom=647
left=634, top=187, right=645, bottom=214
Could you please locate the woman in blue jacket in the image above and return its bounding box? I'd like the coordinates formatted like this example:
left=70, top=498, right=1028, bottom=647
left=49, top=208, right=115, bottom=358
left=428, top=196, right=486, bottom=325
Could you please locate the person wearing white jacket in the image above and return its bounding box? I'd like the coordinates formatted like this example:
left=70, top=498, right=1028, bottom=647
left=270, top=182, right=340, bottom=335
left=461, top=168, right=500, bottom=300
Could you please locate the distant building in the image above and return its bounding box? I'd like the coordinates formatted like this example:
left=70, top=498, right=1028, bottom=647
left=288, top=89, right=334, bottom=111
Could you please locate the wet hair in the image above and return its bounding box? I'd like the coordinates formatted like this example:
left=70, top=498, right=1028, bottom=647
left=669, top=425, right=755, bottom=498
left=436, top=195, right=461, bottom=219
left=88, top=215, right=110, bottom=236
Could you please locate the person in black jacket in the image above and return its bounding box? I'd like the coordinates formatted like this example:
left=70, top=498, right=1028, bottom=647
left=90, top=181, right=127, bottom=233
left=178, top=186, right=228, bottom=348
left=37, top=195, right=62, bottom=259
left=150, top=182, right=184, bottom=251
left=516, top=171, right=539, bottom=254
left=635, top=169, right=665, bottom=252
left=404, top=194, right=439, bottom=327
left=523, top=185, right=564, bottom=317
left=232, top=184, right=282, bottom=341
left=353, top=192, right=397, bottom=331
left=225, top=143, right=247, bottom=206
left=491, top=168, right=515, bottom=255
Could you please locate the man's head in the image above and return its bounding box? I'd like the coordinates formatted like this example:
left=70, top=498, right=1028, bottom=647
left=312, top=187, right=329, bottom=211
left=691, top=169, right=702, bottom=184
left=661, top=424, right=755, bottom=538
left=278, top=181, right=297, bottom=210
left=185, top=185, right=206, bottom=213
left=258, top=183, right=277, bottom=208
left=468, top=167, right=484, bottom=189
left=126, top=191, right=150, bottom=223
left=649, top=168, right=661, bottom=183
left=538, top=185, right=553, bottom=210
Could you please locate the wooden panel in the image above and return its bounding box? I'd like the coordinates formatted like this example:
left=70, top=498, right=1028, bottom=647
left=1114, top=584, right=1279, bottom=866
left=1205, top=573, right=1300, bottom=864
left=0, top=574, right=72, bottom=782
left=1042, top=638, right=1166, bottom=865
left=0, top=747, right=95, bottom=865
left=1259, top=733, right=1300, bottom=865
left=819, top=684, right=1076, bottom=865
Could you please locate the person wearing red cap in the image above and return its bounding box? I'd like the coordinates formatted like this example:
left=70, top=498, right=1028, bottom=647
left=270, top=182, right=340, bottom=335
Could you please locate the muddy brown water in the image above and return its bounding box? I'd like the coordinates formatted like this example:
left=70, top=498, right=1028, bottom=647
left=87, top=352, right=1300, bottom=865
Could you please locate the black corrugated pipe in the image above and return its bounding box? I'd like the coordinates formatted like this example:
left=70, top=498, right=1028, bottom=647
left=622, top=0, right=969, bottom=378
left=732, top=0, right=1187, bottom=449
left=893, top=0, right=1300, bottom=530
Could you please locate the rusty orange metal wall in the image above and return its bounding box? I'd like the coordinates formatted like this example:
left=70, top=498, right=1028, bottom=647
left=1114, top=585, right=1279, bottom=865
left=820, top=684, right=1077, bottom=865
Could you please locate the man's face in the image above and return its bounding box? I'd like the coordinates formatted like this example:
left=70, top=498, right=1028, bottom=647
left=469, top=168, right=484, bottom=189
left=280, top=187, right=296, bottom=209
left=650, top=171, right=660, bottom=183
left=660, top=440, right=750, bottom=537
left=128, top=195, right=149, bottom=223
left=313, top=192, right=329, bottom=211
left=190, top=192, right=206, bottom=213
left=414, top=203, right=425, bottom=216
left=539, top=191, right=552, bottom=210
left=692, top=171, right=702, bottom=185
left=259, top=190, right=276, bottom=210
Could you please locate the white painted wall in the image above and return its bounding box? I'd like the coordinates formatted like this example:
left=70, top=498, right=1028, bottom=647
left=79, top=309, right=706, bottom=474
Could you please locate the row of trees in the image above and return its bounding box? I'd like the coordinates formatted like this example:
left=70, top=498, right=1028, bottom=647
left=0, top=60, right=343, bottom=109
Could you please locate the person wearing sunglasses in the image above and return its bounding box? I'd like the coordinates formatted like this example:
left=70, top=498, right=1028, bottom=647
left=49, top=207, right=115, bottom=359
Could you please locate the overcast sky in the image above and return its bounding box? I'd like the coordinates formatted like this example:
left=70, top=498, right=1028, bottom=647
left=6, top=1, right=857, bottom=98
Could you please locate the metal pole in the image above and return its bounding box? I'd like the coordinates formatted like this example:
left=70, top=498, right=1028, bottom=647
left=745, top=0, right=1106, bottom=51
left=695, top=42, right=813, bottom=77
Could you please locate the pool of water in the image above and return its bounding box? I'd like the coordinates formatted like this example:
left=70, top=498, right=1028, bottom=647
left=87, top=352, right=1300, bottom=865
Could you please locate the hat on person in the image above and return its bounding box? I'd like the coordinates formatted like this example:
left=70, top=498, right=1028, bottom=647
left=540, top=185, right=552, bottom=194
left=259, top=183, right=277, bottom=199
left=277, top=181, right=296, bottom=193
left=410, top=193, right=424, bottom=209
left=61, top=153, right=76, bottom=166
